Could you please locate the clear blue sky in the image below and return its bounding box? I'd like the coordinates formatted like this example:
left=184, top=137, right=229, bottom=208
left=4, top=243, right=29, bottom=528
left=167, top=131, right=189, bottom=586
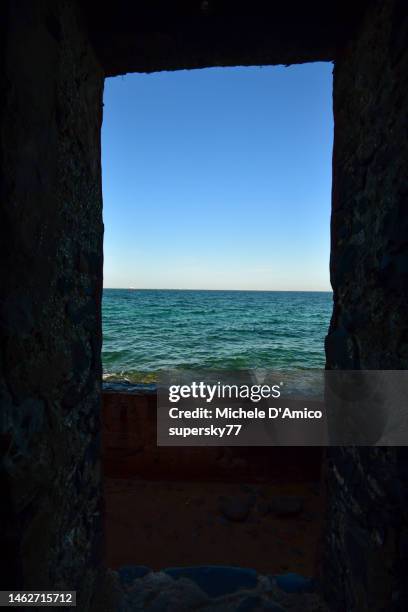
left=102, top=63, right=333, bottom=290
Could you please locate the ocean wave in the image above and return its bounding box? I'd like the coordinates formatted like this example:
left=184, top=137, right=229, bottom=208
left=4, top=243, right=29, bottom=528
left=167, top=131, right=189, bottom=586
left=102, top=289, right=332, bottom=382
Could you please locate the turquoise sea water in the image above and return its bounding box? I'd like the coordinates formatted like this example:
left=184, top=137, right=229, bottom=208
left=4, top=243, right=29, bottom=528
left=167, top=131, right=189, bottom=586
left=102, top=289, right=332, bottom=382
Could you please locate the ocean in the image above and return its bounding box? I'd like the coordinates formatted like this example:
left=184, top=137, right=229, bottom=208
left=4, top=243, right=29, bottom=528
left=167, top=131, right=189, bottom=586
left=102, top=289, right=332, bottom=383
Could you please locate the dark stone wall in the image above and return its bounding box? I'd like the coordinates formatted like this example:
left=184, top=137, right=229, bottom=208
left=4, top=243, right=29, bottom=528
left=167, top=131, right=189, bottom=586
left=0, top=1, right=104, bottom=606
left=84, top=0, right=369, bottom=76
left=1, top=0, right=407, bottom=609
left=325, top=0, right=408, bottom=609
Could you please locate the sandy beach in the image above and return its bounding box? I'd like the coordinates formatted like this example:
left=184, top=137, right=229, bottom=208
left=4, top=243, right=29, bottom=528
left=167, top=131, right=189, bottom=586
left=103, top=391, right=325, bottom=576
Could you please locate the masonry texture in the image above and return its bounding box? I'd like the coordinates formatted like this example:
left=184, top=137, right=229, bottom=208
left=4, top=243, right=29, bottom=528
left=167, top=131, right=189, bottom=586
left=1, top=0, right=407, bottom=610
left=325, top=1, right=408, bottom=609
left=0, top=1, right=104, bottom=607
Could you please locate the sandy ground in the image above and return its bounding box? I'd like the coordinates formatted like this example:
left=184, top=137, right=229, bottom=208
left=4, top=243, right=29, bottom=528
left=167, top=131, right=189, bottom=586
left=104, top=478, right=324, bottom=576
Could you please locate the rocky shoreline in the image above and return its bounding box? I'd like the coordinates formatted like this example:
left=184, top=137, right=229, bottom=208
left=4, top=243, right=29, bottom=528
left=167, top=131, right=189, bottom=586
left=108, top=565, right=327, bottom=611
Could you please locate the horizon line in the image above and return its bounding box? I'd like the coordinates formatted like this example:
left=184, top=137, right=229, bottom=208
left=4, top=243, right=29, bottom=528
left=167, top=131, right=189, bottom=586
left=103, top=287, right=333, bottom=292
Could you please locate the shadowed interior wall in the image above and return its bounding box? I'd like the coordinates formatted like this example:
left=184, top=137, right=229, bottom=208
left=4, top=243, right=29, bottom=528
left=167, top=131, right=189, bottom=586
left=84, top=0, right=366, bottom=75
left=325, top=1, right=408, bottom=609
left=1, top=0, right=407, bottom=610
left=0, top=1, right=104, bottom=606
